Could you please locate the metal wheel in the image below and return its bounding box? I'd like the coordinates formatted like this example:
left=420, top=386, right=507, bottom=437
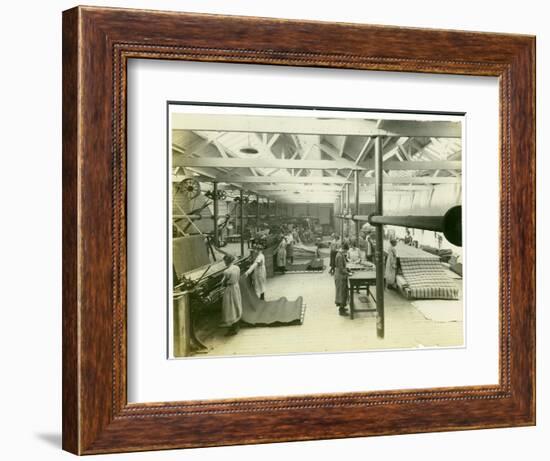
left=176, top=178, right=201, bottom=200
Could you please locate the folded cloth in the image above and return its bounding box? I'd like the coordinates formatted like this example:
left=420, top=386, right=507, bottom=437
left=399, top=257, right=459, bottom=300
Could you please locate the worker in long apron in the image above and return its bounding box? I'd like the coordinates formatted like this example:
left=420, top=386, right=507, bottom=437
left=286, top=230, right=294, bottom=265
left=275, top=236, right=287, bottom=274
left=216, top=213, right=231, bottom=246
left=385, top=238, right=398, bottom=290
left=220, top=254, right=243, bottom=336
left=334, top=242, right=351, bottom=316
left=329, top=234, right=340, bottom=275
left=246, top=245, right=267, bottom=300
left=365, top=232, right=374, bottom=263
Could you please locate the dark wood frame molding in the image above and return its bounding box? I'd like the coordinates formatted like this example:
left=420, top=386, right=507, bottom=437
left=62, top=5, right=536, bottom=455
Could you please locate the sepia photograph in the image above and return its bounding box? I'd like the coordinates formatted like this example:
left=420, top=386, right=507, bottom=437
left=54, top=3, right=537, bottom=455
left=169, top=104, right=464, bottom=358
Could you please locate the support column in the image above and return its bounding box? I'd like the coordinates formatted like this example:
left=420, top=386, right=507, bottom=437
left=374, top=136, right=385, bottom=338
left=344, top=184, right=351, bottom=237
left=212, top=182, right=219, bottom=247
left=239, top=190, right=244, bottom=257
left=334, top=197, right=339, bottom=231
left=354, top=170, right=360, bottom=241
left=256, top=194, right=260, bottom=229
left=340, top=190, right=345, bottom=237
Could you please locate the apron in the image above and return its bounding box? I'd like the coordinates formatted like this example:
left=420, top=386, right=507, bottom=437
left=221, top=264, right=243, bottom=326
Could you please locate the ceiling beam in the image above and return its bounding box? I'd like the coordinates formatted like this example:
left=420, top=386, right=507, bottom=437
left=360, top=176, right=461, bottom=185
left=213, top=182, right=434, bottom=193
left=397, top=144, right=412, bottom=161
left=246, top=185, right=434, bottom=193
left=245, top=185, right=342, bottom=192
left=172, top=143, right=230, bottom=176
left=194, top=175, right=350, bottom=184
left=182, top=167, right=217, bottom=179
left=355, top=137, right=372, bottom=164
left=267, top=133, right=280, bottom=148
left=293, top=140, right=319, bottom=177
left=319, top=142, right=363, bottom=169
left=264, top=194, right=339, bottom=201
left=359, top=160, right=462, bottom=170
left=188, top=174, right=459, bottom=185
left=269, top=200, right=336, bottom=204
left=174, top=156, right=362, bottom=170
left=361, top=184, right=437, bottom=191
left=338, top=136, right=347, bottom=157
left=172, top=114, right=462, bottom=137
left=265, top=191, right=339, bottom=196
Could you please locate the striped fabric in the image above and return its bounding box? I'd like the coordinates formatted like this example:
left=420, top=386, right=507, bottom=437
left=399, top=257, right=459, bottom=300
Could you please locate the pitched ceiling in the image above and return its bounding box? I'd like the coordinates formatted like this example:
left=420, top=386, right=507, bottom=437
left=172, top=118, right=462, bottom=204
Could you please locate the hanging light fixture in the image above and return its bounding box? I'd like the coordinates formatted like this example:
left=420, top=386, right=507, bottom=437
left=239, top=132, right=259, bottom=155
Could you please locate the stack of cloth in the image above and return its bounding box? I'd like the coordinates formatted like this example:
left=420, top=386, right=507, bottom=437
left=449, top=262, right=463, bottom=276
left=292, top=243, right=317, bottom=258
left=420, top=245, right=454, bottom=263
left=390, top=243, right=459, bottom=300
left=286, top=243, right=325, bottom=273
left=285, top=258, right=325, bottom=273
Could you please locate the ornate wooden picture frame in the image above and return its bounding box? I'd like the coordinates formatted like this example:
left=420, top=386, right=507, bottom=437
left=62, top=6, right=535, bottom=455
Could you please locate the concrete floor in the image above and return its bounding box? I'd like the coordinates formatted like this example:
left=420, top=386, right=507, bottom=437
left=196, top=257, right=464, bottom=358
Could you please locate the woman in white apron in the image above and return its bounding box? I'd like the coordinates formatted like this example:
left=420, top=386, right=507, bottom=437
left=385, top=238, right=398, bottom=289
left=275, top=237, right=287, bottom=273
left=286, top=231, right=294, bottom=264
left=365, top=232, right=374, bottom=263
left=347, top=240, right=362, bottom=264
left=221, top=254, right=243, bottom=336
left=246, top=246, right=267, bottom=300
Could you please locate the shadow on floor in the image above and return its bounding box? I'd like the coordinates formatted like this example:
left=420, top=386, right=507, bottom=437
left=36, top=432, right=62, bottom=448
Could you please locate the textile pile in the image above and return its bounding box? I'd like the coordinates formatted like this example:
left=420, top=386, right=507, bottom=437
left=239, top=276, right=306, bottom=326
left=285, top=257, right=325, bottom=273
left=398, top=257, right=460, bottom=300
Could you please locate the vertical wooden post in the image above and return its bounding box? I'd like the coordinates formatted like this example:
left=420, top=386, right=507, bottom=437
left=212, top=181, right=219, bottom=247
left=345, top=183, right=351, bottom=238
left=231, top=198, right=235, bottom=236
left=374, top=136, right=385, bottom=338
left=340, top=190, right=345, bottom=237
left=239, top=190, right=244, bottom=257
left=354, top=170, right=360, bottom=242
left=256, top=194, right=260, bottom=229
left=334, top=197, right=338, bottom=230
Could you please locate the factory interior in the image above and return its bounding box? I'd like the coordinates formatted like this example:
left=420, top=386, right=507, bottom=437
left=171, top=114, right=463, bottom=358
